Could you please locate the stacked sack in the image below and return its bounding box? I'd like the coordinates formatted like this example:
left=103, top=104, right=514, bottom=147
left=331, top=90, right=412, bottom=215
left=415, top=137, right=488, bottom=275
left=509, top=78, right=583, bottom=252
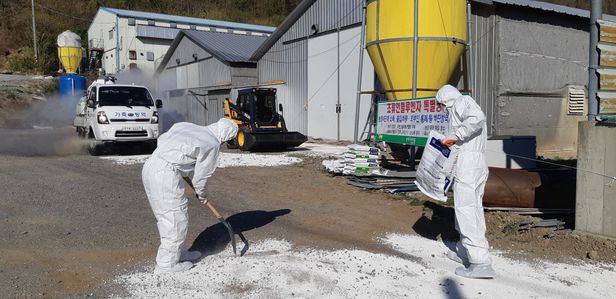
left=342, top=144, right=381, bottom=175
left=322, top=144, right=387, bottom=176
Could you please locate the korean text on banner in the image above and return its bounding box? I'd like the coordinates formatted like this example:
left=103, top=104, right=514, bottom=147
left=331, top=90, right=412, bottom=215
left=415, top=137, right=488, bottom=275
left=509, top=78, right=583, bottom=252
left=375, top=97, right=449, bottom=146
left=414, top=131, right=458, bottom=202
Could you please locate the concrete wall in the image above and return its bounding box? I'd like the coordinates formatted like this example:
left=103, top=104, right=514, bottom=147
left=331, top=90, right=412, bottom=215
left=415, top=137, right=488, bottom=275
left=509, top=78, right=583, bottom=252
left=575, top=122, right=616, bottom=239
left=494, top=7, right=589, bottom=158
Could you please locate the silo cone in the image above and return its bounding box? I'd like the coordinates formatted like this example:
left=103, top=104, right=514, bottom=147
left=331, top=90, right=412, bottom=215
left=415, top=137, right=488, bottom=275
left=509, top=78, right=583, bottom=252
left=57, top=47, right=82, bottom=74
left=366, top=0, right=467, bottom=100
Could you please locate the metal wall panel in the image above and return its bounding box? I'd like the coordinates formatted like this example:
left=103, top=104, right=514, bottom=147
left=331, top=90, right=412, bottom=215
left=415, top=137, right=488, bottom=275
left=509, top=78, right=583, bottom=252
left=230, top=67, right=258, bottom=87
left=187, top=63, right=199, bottom=88
left=257, top=0, right=363, bottom=135
left=307, top=32, right=338, bottom=139
left=198, top=58, right=231, bottom=87
left=469, top=5, right=499, bottom=136
left=258, top=39, right=308, bottom=133
left=494, top=8, right=588, bottom=157
left=156, top=68, right=177, bottom=97
left=167, top=37, right=211, bottom=68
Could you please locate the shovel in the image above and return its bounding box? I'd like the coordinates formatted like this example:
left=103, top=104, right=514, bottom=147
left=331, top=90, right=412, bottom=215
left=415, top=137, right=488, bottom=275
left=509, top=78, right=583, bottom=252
left=183, top=177, right=249, bottom=256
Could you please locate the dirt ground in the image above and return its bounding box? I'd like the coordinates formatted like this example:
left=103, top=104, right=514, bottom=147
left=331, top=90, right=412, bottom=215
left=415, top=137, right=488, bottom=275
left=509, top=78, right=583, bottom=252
left=0, top=128, right=615, bottom=298
left=411, top=193, right=616, bottom=264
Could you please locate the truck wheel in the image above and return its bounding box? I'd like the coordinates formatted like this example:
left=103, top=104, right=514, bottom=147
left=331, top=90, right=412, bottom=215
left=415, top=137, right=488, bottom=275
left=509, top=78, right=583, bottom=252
left=87, top=133, right=103, bottom=156
left=143, top=141, right=157, bottom=154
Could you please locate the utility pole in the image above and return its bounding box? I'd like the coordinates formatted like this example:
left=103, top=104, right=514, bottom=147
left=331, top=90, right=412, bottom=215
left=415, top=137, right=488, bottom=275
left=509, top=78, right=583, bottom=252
left=31, top=0, right=38, bottom=59
left=588, top=0, right=602, bottom=121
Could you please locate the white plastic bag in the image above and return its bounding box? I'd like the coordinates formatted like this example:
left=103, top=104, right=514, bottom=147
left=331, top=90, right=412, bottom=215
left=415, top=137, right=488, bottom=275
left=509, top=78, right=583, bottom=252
left=414, top=131, right=458, bottom=202
left=57, top=30, right=82, bottom=48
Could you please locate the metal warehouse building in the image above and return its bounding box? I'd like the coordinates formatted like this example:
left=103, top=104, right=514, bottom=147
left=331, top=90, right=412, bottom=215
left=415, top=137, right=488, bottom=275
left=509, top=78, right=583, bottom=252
left=87, top=7, right=274, bottom=75
left=252, top=0, right=374, bottom=142
left=155, top=29, right=268, bottom=131
left=249, top=0, right=612, bottom=158
left=465, top=0, right=615, bottom=158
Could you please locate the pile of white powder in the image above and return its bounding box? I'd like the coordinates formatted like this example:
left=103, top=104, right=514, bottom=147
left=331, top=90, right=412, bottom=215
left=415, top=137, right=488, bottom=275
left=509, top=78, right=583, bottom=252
left=114, top=234, right=616, bottom=298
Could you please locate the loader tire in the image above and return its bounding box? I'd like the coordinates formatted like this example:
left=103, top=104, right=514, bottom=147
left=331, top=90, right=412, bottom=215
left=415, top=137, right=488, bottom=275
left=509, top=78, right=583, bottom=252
left=237, top=127, right=254, bottom=151
left=226, top=139, right=239, bottom=149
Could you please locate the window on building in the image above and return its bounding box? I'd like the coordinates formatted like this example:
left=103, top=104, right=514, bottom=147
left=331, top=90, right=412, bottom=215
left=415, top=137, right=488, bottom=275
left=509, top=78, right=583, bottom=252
left=146, top=52, right=155, bottom=61
left=129, top=50, right=137, bottom=60
left=109, top=29, right=113, bottom=40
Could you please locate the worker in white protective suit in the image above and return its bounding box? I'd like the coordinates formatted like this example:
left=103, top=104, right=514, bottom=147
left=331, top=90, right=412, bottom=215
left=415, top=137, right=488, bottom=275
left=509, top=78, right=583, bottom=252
left=436, top=85, right=496, bottom=279
left=142, top=118, right=238, bottom=273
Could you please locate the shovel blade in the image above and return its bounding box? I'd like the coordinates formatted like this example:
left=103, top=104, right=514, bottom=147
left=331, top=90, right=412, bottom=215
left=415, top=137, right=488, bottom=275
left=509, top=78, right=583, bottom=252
left=221, top=220, right=237, bottom=256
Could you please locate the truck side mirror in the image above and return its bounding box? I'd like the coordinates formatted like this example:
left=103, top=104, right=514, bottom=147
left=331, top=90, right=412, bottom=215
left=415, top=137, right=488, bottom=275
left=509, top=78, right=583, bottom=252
left=156, top=99, right=163, bottom=109
left=278, top=104, right=283, bottom=112
left=86, top=99, right=95, bottom=108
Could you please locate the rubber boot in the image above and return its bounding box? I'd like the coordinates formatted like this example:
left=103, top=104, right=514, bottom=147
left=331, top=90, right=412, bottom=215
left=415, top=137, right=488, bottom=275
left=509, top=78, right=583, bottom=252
left=154, top=261, right=193, bottom=274
left=455, top=263, right=496, bottom=279
left=447, top=250, right=466, bottom=264
left=446, top=242, right=468, bottom=264
left=180, top=250, right=202, bottom=262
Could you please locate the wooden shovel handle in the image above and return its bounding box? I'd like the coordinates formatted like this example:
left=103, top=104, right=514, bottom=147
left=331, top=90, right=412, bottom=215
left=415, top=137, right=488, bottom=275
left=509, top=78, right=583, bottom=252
left=183, top=176, right=225, bottom=220
left=204, top=201, right=224, bottom=220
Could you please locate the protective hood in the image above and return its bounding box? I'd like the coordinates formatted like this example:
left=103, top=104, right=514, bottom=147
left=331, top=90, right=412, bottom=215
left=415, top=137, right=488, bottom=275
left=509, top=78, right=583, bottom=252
left=436, top=84, right=463, bottom=108
left=206, top=118, right=238, bottom=143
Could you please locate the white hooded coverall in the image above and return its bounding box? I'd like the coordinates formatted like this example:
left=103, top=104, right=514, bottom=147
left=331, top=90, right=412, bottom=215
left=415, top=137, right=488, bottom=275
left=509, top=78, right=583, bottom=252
left=142, top=118, right=238, bottom=268
left=436, top=85, right=491, bottom=265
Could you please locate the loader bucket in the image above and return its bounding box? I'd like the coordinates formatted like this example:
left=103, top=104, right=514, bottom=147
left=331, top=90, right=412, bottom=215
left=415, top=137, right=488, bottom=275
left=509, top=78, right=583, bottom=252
left=239, top=131, right=307, bottom=151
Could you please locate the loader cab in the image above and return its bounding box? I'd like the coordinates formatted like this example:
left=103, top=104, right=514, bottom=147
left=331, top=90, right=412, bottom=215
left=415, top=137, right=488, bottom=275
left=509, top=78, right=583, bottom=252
left=237, top=88, right=283, bottom=129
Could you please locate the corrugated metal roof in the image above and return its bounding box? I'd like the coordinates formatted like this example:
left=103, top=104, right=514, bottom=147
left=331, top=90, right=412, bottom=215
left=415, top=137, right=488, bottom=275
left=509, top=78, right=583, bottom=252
left=492, top=0, right=616, bottom=22
left=157, top=29, right=268, bottom=73
left=185, top=30, right=267, bottom=63
left=100, top=6, right=276, bottom=33
left=252, top=0, right=616, bottom=60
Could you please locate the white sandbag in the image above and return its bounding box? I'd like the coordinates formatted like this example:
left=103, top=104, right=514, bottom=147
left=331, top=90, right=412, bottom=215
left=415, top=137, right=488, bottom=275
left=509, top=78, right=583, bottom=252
left=345, top=162, right=379, bottom=168
left=322, top=159, right=345, bottom=173
left=57, top=30, right=82, bottom=48
left=343, top=152, right=380, bottom=159
left=347, top=144, right=380, bottom=155
left=342, top=158, right=379, bottom=164
left=342, top=166, right=388, bottom=176
left=414, top=131, right=458, bottom=202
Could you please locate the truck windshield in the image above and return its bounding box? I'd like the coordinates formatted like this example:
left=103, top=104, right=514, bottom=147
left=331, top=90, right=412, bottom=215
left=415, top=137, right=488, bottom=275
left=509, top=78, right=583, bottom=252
left=98, top=87, right=154, bottom=107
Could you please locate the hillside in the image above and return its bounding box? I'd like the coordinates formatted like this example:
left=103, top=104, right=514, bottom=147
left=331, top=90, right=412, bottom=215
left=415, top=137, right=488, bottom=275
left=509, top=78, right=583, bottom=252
left=0, top=0, right=614, bottom=74
left=0, top=0, right=300, bottom=74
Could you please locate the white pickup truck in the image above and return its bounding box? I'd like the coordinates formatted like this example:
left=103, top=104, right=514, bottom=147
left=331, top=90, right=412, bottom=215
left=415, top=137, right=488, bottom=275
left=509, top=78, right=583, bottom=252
left=74, top=78, right=162, bottom=155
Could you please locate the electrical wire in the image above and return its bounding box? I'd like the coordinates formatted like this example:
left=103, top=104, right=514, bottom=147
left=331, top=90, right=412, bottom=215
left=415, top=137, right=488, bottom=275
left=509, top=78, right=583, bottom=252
left=285, top=40, right=361, bottom=122
left=484, top=149, right=616, bottom=185
left=262, top=4, right=362, bottom=55
left=35, top=2, right=92, bottom=22
left=260, top=32, right=360, bottom=64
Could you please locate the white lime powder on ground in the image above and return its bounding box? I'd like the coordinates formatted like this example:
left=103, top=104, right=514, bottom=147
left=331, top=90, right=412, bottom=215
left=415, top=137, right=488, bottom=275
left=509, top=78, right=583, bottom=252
left=114, top=234, right=616, bottom=298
